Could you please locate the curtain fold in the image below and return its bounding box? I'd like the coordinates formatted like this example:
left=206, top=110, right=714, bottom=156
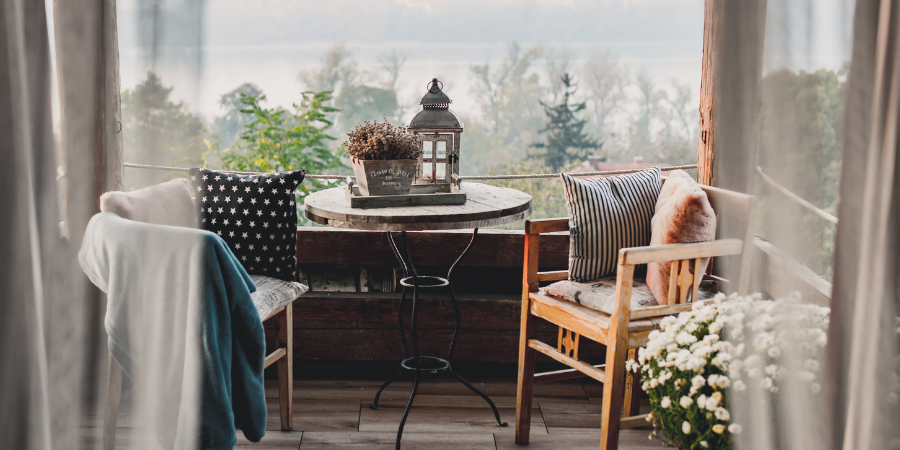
left=829, top=0, right=900, bottom=448
left=0, top=0, right=70, bottom=448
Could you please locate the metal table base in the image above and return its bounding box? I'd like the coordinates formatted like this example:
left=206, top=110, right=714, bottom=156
left=369, top=229, right=507, bottom=449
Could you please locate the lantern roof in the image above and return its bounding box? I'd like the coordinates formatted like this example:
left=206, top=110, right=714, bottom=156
left=419, top=78, right=452, bottom=107
left=409, top=78, right=462, bottom=129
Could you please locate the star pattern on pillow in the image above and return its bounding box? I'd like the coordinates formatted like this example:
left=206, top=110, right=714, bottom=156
left=189, top=168, right=305, bottom=282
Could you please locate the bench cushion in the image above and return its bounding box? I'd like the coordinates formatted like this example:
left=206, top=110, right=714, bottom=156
left=250, top=275, right=308, bottom=321
left=544, top=277, right=658, bottom=315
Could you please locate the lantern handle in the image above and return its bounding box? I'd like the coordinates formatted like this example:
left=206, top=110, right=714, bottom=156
left=427, top=78, right=443, bottom=93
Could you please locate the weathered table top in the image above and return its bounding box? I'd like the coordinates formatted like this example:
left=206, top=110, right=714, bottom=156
left=304, top=182, right=533, bottom=231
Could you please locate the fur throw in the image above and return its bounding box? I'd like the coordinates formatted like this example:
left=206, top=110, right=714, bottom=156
left=646, top=170, right=717, bottom=304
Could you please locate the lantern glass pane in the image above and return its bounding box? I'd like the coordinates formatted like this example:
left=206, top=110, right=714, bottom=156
left=436, top=140, right=446, bottom=159
left=422, top=140, right=433, bottom=159
left=436, top=162, right=446, bottom=180
left=423, top=162, right=432, bottom=179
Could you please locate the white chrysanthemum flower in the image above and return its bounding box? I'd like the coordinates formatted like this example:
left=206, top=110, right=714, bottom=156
left=715, top=407, right=730, bottom=421
left=733, top=379, right=747, bottom=391
left=705, top=395, right=719, bottom=411
left=712, top=424, right=726, bottom=434
left=761, top=377, right=774, bottom=390
left=692, top=375, right=707, bottom=388
left=697, top=394, right=707, bottom=409
left=660, top=396, right=671, bottom=408
left=711, top=391, right=723, bottom=402
left=729, top=423, right=742, bottom=434
left=682, top=421, right=692, bottom=434
left=680, top=396, right=693, bottom=408
left=676, top=331, right=698, bottom=346
left=715, top=376, right=731, bottom=389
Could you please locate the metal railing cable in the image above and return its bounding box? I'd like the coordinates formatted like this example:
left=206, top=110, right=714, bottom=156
left=122, top=162, right=699, bottom=181
left=756, top=166, right=838, bottom=224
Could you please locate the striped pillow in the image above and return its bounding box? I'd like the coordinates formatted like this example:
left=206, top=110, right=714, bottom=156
left=561, top=167, right=661, bottom=282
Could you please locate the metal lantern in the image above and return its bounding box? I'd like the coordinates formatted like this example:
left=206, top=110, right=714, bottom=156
left=408, top=78, right=463, bottom=189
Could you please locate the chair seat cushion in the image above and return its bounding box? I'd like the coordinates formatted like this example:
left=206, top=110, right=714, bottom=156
left=544, top=277, right=659, bottom=315
left=250, top=275, right=308, bottom=321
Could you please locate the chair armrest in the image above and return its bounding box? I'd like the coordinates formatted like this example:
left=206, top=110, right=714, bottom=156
left=619, top=239, right=743, bottom=266
left=525, top=217, right=570, bottom=234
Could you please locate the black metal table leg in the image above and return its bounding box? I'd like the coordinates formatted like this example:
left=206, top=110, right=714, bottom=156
left=370, top=228, right=507, bottom=450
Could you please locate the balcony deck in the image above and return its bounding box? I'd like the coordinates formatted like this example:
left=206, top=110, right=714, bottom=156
left=90, top=371, right=667, bottom=449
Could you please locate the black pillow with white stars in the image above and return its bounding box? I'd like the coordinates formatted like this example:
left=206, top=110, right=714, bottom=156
left=189, top=168, right=305, bottom=282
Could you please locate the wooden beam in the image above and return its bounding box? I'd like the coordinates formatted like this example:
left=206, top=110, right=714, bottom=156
left=528, top=339, right=607, bottom=384
left=754, top=237, right=832, bottom=306
left=697, top=0, right=767, bottom=191
left=619, top=239, right=743, bottom=265
left=524, top=218, right=570, bottom=234
left=534, top=364, right=605, bottom=384
left=537, top=270, right=568, bottom=282
left=264, top=348, right=286, bottom=368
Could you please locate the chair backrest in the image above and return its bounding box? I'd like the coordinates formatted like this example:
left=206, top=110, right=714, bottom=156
left=698, top=184, right=757, bottom=295
left=99, top=178, right=197, bottom=228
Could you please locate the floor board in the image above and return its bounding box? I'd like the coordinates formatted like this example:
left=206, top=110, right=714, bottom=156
left=97, top=377, right=667, bottom=449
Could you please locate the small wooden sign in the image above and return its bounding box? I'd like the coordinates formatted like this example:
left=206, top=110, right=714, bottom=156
left=351, top=159, right=418, bottom=196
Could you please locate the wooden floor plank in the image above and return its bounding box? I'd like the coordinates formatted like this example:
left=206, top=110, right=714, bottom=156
left=267, top=399, right=362, bottom=432
left=236, top=430, right=303, bottom=449
left=358, top=404, right=534, bottom=436
left=89, top=376, right=665, bottom=449
left=300, top=431, right=495, bottom=449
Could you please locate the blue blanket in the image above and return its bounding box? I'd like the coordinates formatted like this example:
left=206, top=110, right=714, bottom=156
left=79, top=212, right=267, bottom=449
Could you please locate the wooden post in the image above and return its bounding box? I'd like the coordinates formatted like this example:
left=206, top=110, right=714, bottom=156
left=276, top=302, right=294, bottom=431
left=55, top=0, right=123, bottom=243
left=696, top=0, right=767, bottom=192
left=515, top=232, right=540, bottom=444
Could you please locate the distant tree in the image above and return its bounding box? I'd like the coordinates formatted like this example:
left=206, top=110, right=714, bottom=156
left=121, top=71, right=205, bottom=189
left=334, top=84, right=399, bottom=131
left=467, top=41, right=545, bottom=172
left=212, top=83, right=263, bottom=145
left=581, top=49, right=628, bottom=139
left=202, top=91, right=347, bottom=223
left=632, top=70, right=664, bottom=151
left=378, top=50, right=406, bottom=92
left=531, top=73, right=600, bottom=172
left=298, top=43, right=359, bottom=94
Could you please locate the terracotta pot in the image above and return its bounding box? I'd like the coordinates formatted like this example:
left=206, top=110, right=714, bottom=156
left=351, top=159, right=419, bottom=196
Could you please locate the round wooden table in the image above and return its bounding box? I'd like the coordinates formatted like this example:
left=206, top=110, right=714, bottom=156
left=304, top=183, right=532, bottom=449
left=304, top=182, right=532, bottom=230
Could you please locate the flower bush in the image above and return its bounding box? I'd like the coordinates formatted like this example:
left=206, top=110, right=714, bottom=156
left=628, top=292, right=830, bottom=449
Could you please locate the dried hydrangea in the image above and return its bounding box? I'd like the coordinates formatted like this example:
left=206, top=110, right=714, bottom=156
left=344, top=120, right=421, bottom=161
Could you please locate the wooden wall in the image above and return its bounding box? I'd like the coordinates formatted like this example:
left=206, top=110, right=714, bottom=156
left=264, top=227, right=608, bottom=369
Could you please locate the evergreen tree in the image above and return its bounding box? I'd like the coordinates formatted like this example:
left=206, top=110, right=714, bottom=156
left=121, top=72, right=206, bottom=189
left=531, top=73, right=600, bottom=172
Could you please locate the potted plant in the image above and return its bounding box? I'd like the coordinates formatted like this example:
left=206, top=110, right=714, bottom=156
left=344, top=121, right=422, bottom=196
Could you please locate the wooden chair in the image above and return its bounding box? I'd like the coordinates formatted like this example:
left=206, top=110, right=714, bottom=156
left=515, top=183, right=755, bottom=450
left=103, top=302, right=295, bottom=449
